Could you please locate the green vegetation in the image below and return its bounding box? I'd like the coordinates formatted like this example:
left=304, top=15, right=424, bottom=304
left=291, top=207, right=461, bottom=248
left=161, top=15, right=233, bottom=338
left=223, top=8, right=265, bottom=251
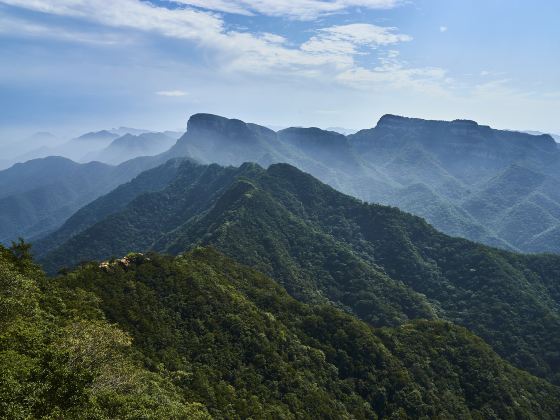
left=5, top=242, right=559, bottom=418
left=40, top=161, right=560, bottom=386
left=0, top=241, right=209, bottom=418
left=166, top=113, right=560, bottom=253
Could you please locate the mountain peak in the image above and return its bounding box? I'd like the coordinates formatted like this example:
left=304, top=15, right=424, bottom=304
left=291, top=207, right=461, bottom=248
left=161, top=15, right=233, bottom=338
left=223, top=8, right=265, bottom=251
left=187, top=113, right=246, bottom=132
left=452, top=119, right=479, bottom=127
left=76, top=130, right=118, bottom=142
left=185, top=113, right=264, bottom=145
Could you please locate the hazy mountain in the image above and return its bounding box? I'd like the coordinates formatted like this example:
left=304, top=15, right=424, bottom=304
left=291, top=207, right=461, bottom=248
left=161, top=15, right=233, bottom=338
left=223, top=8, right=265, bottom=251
left=163, top=113, right=560, bottom=253
left=11, top=131, right=61, bottom=154
left=325, top=126, right=358, bottom=135
left=6, top=112, right=560, bottom=253
left=525, top=130, right=560, bottom=143
left=108, top=126, right=152, bottom=136
left=40, top=160, right=560, bottom=385
left=86, top=132, right=178, bottom=164
left=0, top=154, right=169, bottom=244
left=1, top=132, right=63, bottom=168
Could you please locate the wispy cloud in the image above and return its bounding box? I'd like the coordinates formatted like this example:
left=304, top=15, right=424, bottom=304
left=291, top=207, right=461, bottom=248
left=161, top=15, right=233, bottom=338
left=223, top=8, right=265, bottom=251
left=171, top=0, right=402, bottom=20
left=156, top=90, right=189, bottom=97
left=0, top=0, right=448, bottom=94
left=0, top=0, right=224, bottom=41
left=337, top=50, right=451, bottom=94
left=0, top=13, right=129, bottom=45
left=439, top=26, right=447, bottom=32
left=302, top=24, right=411, bottom=55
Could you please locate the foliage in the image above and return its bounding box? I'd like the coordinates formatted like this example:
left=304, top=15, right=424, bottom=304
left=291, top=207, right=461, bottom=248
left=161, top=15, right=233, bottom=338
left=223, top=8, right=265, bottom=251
left=53, top=247, right=560, bottom=419
left=0, top=242, right=205, bottom=419
left=40, top=160, right=560, bottom=385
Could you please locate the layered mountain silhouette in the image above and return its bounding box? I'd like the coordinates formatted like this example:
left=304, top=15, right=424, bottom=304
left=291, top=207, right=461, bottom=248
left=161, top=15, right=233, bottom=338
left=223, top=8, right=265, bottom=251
left=38, top=160, right=560, bottom=385
left=0, top=155, right=169, bottom=243
left=162, top=113, right=560, bottom=252
left=5, top=113, right=560, bottom=416
left=3, top=112, right=560, bottom=254
left=85, top=131, right=178, bottom=164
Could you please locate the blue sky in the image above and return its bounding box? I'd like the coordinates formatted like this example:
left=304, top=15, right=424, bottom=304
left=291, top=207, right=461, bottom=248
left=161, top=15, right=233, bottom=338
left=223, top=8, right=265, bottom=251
left=0, top=0, right=559, bottom=138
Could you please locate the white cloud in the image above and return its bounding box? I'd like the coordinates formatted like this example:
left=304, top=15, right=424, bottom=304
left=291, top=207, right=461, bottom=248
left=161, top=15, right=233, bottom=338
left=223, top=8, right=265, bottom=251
left=337, top=50, right=451, bottom=94
left=171, top=0, right=402, bottom=20
left=0, top=0, right=448, bottom=94
left=302, top=24, right=412, bottom=55
left=0, top=0, right=224, bottom=41
left=156, top=90, right=189, bottom=97
left=0, top=13, right=129, bottom=45
left=439, top=26, right=447, bottom=32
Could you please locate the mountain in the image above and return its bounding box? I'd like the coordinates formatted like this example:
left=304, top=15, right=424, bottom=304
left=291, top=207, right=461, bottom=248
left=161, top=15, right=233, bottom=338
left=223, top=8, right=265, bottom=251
left=40, top=160, right=560, bottom=385
left=525, top=130, right=560, bottom=143
left=87, top=132, right=178, bottom=164
left=109, top=126, right=152, bottom=136
left=1, top=131, right=63, bottom=168
left=326, top=126, right=358, bottom=135
left=163, top=113, right=560, bottom=253
left=33, top=158, right=186, bottom=254
left=5, top=112, right=560, bottom=253
left=75, top=129, right=119, bottom=143
left=4, top=241, right=558, bottom=418
left=0, top=155, right=168, bottom=244
left=10, top=131, right=61, bottom=155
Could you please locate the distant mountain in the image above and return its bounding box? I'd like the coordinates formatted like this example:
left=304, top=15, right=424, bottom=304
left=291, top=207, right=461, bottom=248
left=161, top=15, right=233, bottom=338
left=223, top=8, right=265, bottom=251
left=524, top=130, right=560, bottom=143
left=75, top=130, right=119, bottom=143
left=109, top=126, right=151, bottom=136
left=1, top=131, right=63, bottom=168
left=86, top=132, right=178, bottom=164
left=40, top=160, right=560, bottom=385
left=162, top=113, right=560, bottom=253
left=0, top=154, right=169, bottom=244
left=45, top=130, right=121, bottom=162
left=326, top=126, right=358, bottom=135
left=6, top=112, right=560, bottom=253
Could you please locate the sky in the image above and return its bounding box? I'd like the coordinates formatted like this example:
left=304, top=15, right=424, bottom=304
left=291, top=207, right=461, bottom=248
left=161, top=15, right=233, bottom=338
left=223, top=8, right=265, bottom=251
left=0, top=0, right=559, bottom=139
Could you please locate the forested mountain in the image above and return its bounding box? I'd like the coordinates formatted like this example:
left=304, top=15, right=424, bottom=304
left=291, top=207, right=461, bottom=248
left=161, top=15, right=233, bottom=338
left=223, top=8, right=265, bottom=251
left=164, top=113, right=560, bottom=253
left=4, top=113, right=560, bottom=253
left=39, top=160, right=560, bottom=385
left=3, top=242, right=559, bottom=418
left=0, top=155, right=169, bottom=244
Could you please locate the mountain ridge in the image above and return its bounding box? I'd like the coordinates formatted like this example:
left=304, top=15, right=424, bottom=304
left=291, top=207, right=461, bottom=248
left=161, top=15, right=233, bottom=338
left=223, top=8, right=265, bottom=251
left=38, top=159, right=560, bottom=385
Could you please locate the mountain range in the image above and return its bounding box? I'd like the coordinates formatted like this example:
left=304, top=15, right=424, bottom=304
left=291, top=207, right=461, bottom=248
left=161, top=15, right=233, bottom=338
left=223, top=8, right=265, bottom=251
left=3, top=113, right=560, bottom=254
left=4, top=242, right=559, bottom=418
left=3, top=112, right=560, bottom=417
left=0, top=155, right=169, bottom=243
left=165, top=113, right=560, bottom=253
left=36, top=159, right=560, bottom=386
left=84, top=131, right=179, bottom=165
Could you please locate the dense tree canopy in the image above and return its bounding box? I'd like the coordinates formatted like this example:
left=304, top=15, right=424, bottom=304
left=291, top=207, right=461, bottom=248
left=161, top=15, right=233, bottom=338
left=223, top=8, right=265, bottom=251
left=40, top=161, right=560, bottom=385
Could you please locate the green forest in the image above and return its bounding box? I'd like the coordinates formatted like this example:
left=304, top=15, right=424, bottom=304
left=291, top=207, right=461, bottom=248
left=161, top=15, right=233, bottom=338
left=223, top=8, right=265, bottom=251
left=38, top=161, right=560, bottom=387
left=2, top=242, right=559, bottom=419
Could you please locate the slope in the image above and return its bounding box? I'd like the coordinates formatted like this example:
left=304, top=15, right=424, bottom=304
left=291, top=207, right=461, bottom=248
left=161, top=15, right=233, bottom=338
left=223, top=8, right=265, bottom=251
left=40, top=160, right=560, bottom=384
left=0, top=154, right=169, bottom=244
left=55, top=247, right=560, bottom=419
